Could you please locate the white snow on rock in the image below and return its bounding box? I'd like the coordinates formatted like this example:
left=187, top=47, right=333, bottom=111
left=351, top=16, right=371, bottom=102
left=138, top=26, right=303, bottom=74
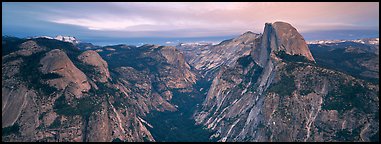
left=54, top=35, right=80, bottom=44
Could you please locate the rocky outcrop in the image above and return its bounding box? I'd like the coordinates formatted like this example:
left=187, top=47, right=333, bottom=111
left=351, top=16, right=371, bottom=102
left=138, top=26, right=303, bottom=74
left=78, top=50, right=110, bottom=83
left=39, top=49, right=91, bottom=98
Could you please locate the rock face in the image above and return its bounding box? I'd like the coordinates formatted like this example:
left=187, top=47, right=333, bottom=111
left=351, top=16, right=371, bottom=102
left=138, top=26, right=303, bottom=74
left=194, top=21, right=379, bottom=142
left=271, top=22, right=315, bottom=61
left=251, top=21, right=314, bottom=67
left=177, top=31, right=261, bottom=80
left=39, top=49, right=91, bottom=98
left=77, top=50, right=110, bottom=83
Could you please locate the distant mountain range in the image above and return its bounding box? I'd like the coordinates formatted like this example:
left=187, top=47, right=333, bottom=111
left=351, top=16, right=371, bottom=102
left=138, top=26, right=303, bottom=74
left=307, top=38, right=379, bottom=45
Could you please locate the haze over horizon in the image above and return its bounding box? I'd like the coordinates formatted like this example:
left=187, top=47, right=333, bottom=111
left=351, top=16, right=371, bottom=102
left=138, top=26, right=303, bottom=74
left=2, top=2, right=379, bottom=46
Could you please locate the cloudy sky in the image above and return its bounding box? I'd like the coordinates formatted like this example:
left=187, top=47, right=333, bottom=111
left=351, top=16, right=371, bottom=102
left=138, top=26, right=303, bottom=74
left=2, top=2, right=379, bottom=45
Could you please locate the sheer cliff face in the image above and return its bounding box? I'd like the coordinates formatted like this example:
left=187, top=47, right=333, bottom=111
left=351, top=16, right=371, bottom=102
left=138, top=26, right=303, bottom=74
left=195, top=22, right=379, bottom=142
left=271, top=22, right=315, bottom=61
left=2, top=38, right=197, bottom=142
left=252, top=22, right=314, bottom=67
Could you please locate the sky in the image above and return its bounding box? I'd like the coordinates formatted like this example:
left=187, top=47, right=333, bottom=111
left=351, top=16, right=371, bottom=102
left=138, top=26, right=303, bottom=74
left=2, top=2, right=379, bottom=46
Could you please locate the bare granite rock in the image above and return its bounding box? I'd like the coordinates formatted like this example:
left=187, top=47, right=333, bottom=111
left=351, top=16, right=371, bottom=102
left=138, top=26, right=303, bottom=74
left=78, top=50, right=110, bottom=83
left=39, top=49, right=91, bottom=98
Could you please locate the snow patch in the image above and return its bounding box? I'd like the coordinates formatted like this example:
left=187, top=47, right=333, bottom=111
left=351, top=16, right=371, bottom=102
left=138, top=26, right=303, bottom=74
left=54, top=35, right=80, bottom=44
